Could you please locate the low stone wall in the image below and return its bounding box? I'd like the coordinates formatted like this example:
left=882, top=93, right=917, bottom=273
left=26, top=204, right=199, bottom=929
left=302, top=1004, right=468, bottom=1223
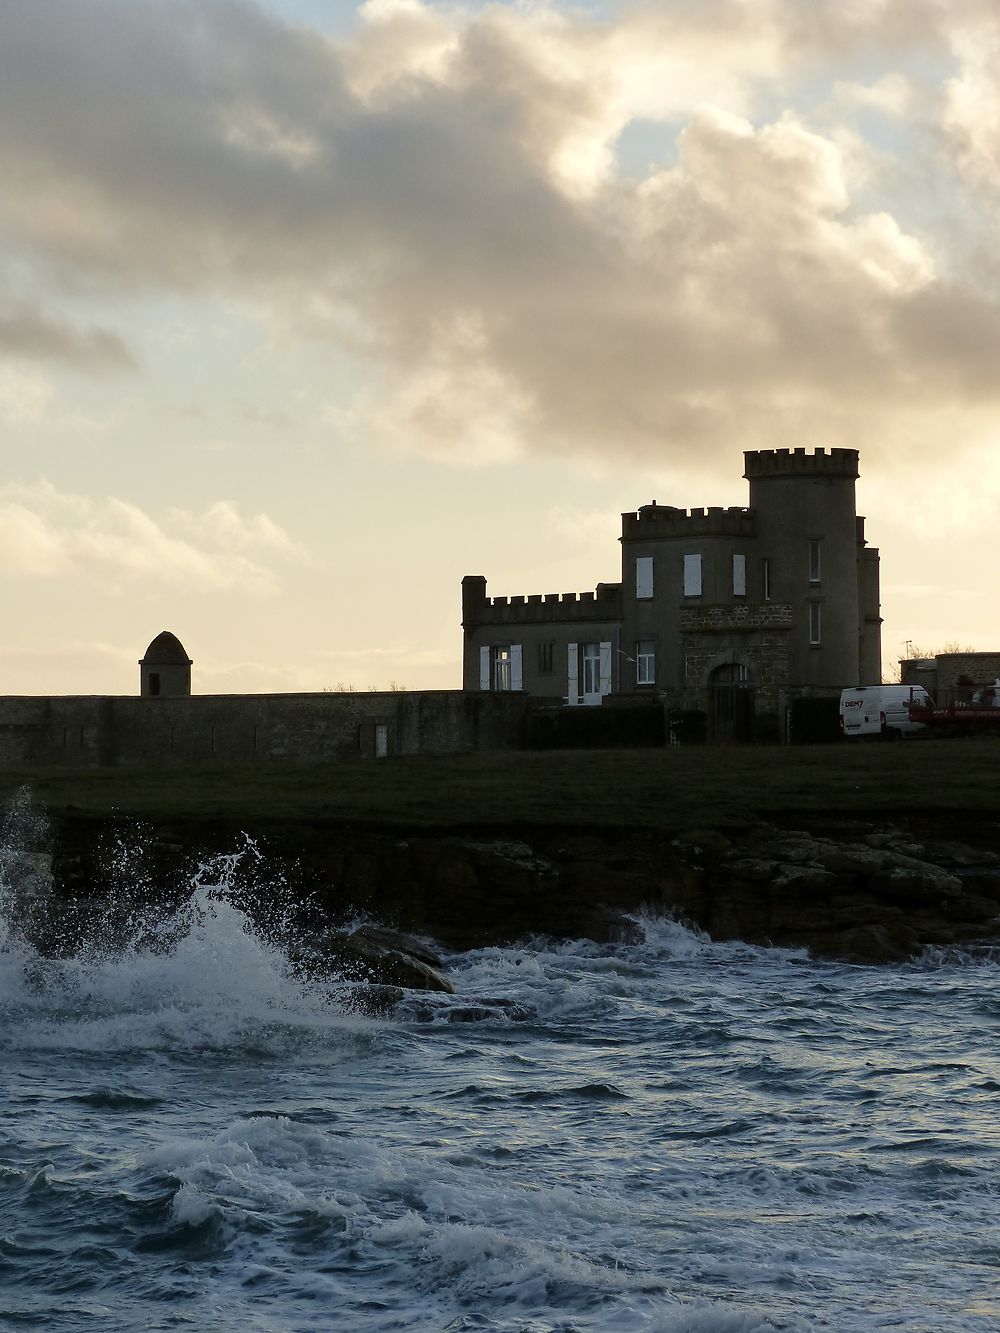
left=901, top=652, right=1000, bottom=695
left=936, top=653, right=1000, bottom=692
left=0, top=690, right=530, bottom=769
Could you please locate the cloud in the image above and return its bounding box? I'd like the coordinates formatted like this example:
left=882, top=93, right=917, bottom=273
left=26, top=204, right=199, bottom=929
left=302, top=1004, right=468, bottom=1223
left=941, top=16, right=1000, bottom=191
left=2, top=0, right=1000, bottom=468
left=833, top=73, right=916, bottom=117
left=0, top=481, right=305, bottom=593
left=862, top=441, right=1000, bottom=536
left=0, top=367, right=53, bottom=424
left=547, top=505, right=622, bottom=548
left=0, top=301, right=136, bottom=371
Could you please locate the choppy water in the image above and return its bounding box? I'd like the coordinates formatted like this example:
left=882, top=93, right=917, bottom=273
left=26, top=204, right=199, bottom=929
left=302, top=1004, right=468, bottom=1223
left=1, top=803, right=998, bottom=1332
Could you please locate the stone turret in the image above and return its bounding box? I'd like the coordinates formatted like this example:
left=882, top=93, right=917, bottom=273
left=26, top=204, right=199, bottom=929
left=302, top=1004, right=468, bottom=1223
left=139, top=631, right=192, bottom=698
left=744, top=447, right=873, bottom=687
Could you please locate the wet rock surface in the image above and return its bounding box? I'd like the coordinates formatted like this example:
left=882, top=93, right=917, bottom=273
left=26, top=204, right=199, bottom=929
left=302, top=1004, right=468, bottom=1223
left=291, top=924, right=455, bottom=993
left=35, top=809, right=1000, bottom=965
left=684, top=823, right=1000, bottom=962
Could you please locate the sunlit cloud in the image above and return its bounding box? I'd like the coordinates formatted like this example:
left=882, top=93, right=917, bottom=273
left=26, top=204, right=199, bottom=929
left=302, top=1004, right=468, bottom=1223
left=1, top=0, right=999, bottom=475
left=0, top=481, right=306, bottom=594
left=833, top=73, right=917, bottom=117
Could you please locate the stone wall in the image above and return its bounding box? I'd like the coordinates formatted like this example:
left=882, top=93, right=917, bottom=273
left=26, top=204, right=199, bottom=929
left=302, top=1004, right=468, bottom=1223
left=679, top=604, right=794, bottom=634
left=900, top=653, right=1000, bottom=697
left=0, top=691, right=529, bottom=769
left=935, top=653, right=1000, bottom=693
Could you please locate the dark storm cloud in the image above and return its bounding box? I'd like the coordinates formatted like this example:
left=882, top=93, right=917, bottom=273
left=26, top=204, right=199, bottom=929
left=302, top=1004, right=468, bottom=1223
left=2, top=0, right=999, bottom=462
left=0, top=303, right=136, bottom=371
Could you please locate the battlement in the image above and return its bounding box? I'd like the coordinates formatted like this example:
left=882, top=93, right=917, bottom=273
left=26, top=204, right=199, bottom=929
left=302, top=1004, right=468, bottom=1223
left=462, top=575, right=622, bottom=626
left=744, top=447, right=859, bottom=480
left=621, top=504, right=755, bottom=542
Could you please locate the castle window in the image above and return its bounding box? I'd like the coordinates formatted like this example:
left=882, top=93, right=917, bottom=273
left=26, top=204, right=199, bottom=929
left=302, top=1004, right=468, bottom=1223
left=493, top=645, right=512, bottom=690
left=732, top=554, right=746, bottom=597
left=635, top=556, right=654, bottom=600
left=809, top=602, right=822, bottom=645
left=683, top=553, right=702, bottom=597
left=582, top=643, right=602, bottom=696
left=762, top=558, right=771, bottom=601
left=149, top=672, right=161, bottom=697
left=809, top=540, right=821, bottom=584
left=636, top=641, right=655, bottom=685
left=537, top=642, right=554, bottom=675
left=569, top=641, right=612, bottom=704
left=479, top=644, right=523, bottom=690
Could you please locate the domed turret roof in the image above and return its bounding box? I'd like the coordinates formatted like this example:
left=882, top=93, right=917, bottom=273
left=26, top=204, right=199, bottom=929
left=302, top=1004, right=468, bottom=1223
left=140, top=631, right=192, bottom=666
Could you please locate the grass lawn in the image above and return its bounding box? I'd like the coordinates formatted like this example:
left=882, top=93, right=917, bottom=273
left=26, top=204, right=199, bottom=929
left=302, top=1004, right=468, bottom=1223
left=2, top=737, right=999, bottom=833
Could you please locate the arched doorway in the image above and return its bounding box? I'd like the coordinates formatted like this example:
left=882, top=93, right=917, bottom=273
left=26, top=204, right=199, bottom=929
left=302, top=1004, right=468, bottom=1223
left=709, top=662, right=755, bottom=743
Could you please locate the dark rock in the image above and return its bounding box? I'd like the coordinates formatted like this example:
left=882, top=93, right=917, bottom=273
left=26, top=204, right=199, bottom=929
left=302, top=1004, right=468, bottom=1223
left=293, top=925, right=454, bottom=993
left=946, top=893, right=1000, bottom=924
left=871, top=860, right=962, bottom=903
left=955, top=870, right=1000, bottom=902
left=345, top=925, right=446, bottom=971
left=340, top=928, right=454, bottom=993
left=394, top=994, right=537, bottom=1024
left=726, top=857, right=776, bottom=883
left=340, top=984, right=406, bottom=1016
left=813, top=924, right=919, bottom=964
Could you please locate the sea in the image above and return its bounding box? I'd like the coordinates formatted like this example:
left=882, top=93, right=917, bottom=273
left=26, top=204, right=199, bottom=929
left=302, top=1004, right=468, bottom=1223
left=1, top=795, right=998, bottom=1333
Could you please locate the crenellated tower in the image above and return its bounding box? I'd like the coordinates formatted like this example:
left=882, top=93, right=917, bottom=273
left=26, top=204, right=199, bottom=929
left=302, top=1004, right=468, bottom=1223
left=745, top=447, right=878, bottom=687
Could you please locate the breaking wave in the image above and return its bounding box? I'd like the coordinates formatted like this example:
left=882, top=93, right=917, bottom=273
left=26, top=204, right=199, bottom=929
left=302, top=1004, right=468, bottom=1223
left=1, top=789, right=998, bottom=1332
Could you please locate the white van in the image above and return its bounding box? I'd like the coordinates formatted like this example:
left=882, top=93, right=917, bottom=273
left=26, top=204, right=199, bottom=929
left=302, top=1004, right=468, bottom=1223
left=840, top=685, right=933, bottom=738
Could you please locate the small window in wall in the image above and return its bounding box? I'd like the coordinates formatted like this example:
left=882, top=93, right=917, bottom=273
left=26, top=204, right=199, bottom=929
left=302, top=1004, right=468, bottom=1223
left=762, top=557, right=771, bottom=601
left=809, top=540, right=821, bottom=584
left=732, top=554, right=746, bottom=598
left=375, top=724, right=389, bottom=759
left=149, top=672, right=161, bottom=697
left=636, top=640, right=655, bottom=685
left=635, top=556, right=654, bottom=600
left=809, top=602, right=822, bottom=645
left=683, top=553, right=703, bottom=597
left=537, top=642, right=554, bottom=675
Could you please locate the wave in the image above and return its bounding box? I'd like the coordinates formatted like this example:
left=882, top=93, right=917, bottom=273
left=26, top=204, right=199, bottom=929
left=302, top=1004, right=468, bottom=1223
left=0, top=796, right=378, bottom=1054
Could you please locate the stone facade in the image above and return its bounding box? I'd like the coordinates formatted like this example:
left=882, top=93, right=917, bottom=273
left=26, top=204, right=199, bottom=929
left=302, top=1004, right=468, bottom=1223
left=463, top=448, right=882, bottom=738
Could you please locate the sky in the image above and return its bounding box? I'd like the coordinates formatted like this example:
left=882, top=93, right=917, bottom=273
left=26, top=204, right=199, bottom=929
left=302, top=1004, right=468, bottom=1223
left=3, top=0, right=1000, bottom=695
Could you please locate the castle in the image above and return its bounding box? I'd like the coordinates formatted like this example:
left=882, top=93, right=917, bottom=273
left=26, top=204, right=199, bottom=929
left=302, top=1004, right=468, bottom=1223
left=0, top=448, right=881, bottom=765
left=462, top=448, right=882, bottom=741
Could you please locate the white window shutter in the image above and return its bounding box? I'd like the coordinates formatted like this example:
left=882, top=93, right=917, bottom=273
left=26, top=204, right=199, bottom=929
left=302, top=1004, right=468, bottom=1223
left=567, top=642, right=579, bottom=705
left=635, top=556, right=653, bottom=600
left=511, top=644, right=523, bottom=691
left=732, top=553, right=746, bottom=596
left=479, top=646, right=491, bottom=691
left=683, top=553, right=702, bottom=596
left=599, top=641, right=612, bottom=695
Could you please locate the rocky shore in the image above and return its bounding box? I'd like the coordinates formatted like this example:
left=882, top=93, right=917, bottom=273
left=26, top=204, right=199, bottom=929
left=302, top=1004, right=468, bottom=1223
left=17, top=808, right=1000, bottom=970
